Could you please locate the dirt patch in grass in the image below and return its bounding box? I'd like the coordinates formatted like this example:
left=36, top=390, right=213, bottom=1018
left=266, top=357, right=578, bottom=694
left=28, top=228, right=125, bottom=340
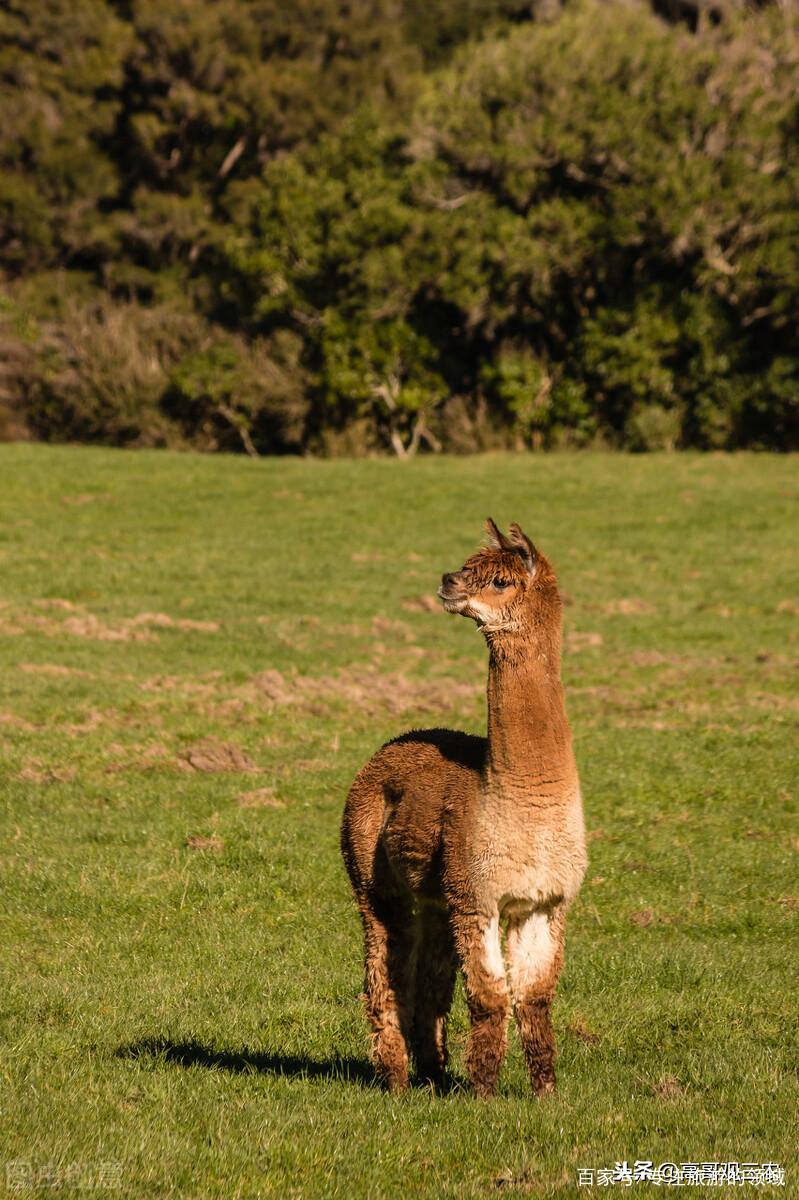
left=570, top=652, right=799, bottom=728
left=1, top=603, right=220, bottom=642
left=401, top=594, right=439, bottom=613
left=628, top=650, right=671, bottom=667
left=180, top=741, right=259, bottom=773
left=567, top=1018, right=603, bottom=1045
left=0, top=710, right=40, bottom=730
left=61, top=493, right=113, bottom=505
left=65, top=709, right=107, bottom=735
left=237, top=787, right=285, bottom=809
left=371, top=616, right=413, bottom=640
left=245, top=664, right=480, bottom=720
left=140, top=674, right=222, bottom=697
left=129, top=613, right=220, bottom=633
left=104, top=742, right=184, bottom=774
left=60, top=613, right=147, bottom=641
left=492, top=1167, right=540, bottom=1192
left=565, top=631, right=603, bottom=652
left=249, top=670, right=288, bottom=702
left=104, top=739, right=258, bottom=776
left=654, top=1074, right=686, bottom=1100
left=14, top=763, right=77, bottom=784
left=186, top=834, right=225, bottom=851
left=605, top=598, right=656, bottom=616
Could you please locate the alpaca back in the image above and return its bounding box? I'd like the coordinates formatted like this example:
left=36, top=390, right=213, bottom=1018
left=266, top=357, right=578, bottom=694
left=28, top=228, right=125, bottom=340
left=341, top=729, right=484, bottom=903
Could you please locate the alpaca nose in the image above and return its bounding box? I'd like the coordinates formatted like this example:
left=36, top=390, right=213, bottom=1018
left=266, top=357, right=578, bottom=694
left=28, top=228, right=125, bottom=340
left=441, top=573, right=458, bottom=589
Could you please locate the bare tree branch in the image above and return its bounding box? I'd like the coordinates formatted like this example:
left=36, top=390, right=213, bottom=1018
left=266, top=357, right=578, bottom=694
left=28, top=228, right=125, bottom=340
left=216, top=403, right=259, bottom=458
left=218, top=137, right=247, bottom=180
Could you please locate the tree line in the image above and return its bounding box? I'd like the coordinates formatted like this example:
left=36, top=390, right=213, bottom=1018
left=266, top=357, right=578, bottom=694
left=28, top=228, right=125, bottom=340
left=1, top=0, right=797, bottom=453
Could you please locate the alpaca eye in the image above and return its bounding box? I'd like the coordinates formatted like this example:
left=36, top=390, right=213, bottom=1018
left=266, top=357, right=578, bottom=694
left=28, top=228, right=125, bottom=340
left=493, top=579, right=511, bottom=591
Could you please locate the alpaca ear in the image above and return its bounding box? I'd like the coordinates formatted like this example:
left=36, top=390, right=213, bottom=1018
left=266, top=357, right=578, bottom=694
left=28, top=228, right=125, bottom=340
left=485, top=517, right=512, bottom=550
left=507, top=523, right=537, bottom=576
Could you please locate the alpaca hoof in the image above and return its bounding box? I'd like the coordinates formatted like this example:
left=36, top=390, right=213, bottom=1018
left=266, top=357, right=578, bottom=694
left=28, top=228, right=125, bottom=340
left=381, top=1069, right=409, bottom=1094
left=533, top=1077, right=557, bottom=1098
left=415, top=1058, right=447, bottom=1090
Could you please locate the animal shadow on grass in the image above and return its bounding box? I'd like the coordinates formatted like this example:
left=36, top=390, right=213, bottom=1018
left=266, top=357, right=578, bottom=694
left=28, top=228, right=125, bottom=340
left=117, top=1038, right=375, bottom=1088
left=117, top=1038, right=466, bottom=1093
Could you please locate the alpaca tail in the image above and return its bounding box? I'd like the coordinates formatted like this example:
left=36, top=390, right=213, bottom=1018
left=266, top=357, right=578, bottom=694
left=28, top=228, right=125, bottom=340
left=340, top=765, right=389, bottom=900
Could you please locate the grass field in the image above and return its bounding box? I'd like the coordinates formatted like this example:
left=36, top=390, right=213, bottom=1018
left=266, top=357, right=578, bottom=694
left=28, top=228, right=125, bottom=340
left=0, top=445, right=796, bottom=1199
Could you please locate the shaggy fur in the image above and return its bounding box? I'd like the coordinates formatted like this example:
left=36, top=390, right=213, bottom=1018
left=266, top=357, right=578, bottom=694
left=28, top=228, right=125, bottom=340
left=340, top=520, right=587, bottom=1097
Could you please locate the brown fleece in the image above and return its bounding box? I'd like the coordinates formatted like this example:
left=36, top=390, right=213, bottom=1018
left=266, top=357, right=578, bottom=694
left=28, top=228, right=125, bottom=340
left=340, top=520, right=587, bottom=1097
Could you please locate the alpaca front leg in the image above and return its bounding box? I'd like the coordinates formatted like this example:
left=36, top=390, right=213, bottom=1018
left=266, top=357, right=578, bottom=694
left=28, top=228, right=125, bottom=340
left=361, top=905, right=417, bottom=1092
left=506, top=906, right=565, bottom=1096
left=454, top=912, right=510, bottom=1098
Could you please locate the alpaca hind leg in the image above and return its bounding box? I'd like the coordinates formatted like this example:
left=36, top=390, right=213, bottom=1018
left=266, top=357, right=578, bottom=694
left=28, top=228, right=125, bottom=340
left=361, top=898, right=417, bottom=1092
left=505, top=906, right=565, bottom=1096
left=410, top=906, right=457, bottom=1088
left=452, top=910, right=510, bottom=1098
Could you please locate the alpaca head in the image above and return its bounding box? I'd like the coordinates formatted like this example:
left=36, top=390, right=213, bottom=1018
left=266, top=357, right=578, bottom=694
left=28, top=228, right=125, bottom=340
left=437, top=519, right=557, bottom=635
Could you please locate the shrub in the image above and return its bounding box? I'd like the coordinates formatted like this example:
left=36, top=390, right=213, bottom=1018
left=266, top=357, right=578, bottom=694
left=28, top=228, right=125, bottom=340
left=163, top=330, right=310, bottom=454
left=2, top=0, right=798, bottom=452
left=217, top=2, right=799, bottom=451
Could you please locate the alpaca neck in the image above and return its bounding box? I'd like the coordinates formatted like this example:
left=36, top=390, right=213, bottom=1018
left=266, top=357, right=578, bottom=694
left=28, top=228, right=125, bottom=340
left=482, top=627, right=573, bottom=792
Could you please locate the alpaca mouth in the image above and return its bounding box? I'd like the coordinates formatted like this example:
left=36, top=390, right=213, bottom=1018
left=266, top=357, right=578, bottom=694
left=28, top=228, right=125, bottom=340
left=437, top=586, right=467, bottom=611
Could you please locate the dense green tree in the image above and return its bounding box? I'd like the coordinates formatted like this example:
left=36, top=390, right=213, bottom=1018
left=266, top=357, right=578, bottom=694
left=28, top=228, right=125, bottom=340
left=0, top=0, right=129, bottom=271
left=215, top=3, right=799, bottom=450
left=1, top=0, right=797, bottom=451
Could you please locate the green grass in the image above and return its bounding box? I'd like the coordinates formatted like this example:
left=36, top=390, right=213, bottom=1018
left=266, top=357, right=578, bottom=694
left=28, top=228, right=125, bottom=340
left=0, top=445, right=796, bottom=1199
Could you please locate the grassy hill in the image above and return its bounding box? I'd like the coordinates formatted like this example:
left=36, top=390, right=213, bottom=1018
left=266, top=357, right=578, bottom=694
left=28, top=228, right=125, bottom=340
left=0, top=446, right=796, bottom=1197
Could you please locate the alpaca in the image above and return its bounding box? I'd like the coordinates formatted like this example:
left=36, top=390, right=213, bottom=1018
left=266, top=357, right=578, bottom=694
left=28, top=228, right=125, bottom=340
left=340, top=520, right=587, bottom=1097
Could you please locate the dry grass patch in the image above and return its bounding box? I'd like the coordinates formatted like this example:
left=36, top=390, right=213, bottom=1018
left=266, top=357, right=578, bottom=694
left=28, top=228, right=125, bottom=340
left=102, top=740, right=259, bottom=776
left=0, top=711, right=39, bottom=730
left=65, top=709, right=107, bottom=735
left=14, top=763, right=77, bottom=784
left=237, top=787, right=285, bottom=809
left=567, top=1019, right=603, bottom=1045
left=565, top=631, right=603, bottom=652
left=654, top=1074, right=687, bottom=1100
left=246, top=664, right=480, bottom=720
left=104, top=742, right=180, bottom=774
left=60, top=493, right=113, bottom=505
left=140, top=674, right=222, bottom=697
left=401, top=594, right=439, bottom=613
left=0, top=603, right=220, bottom=642
left=186, top=834, right=225, bottom=852
left=605, top=597, right=656, bottom=615
left=179, top=741, right=259, bottom=774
